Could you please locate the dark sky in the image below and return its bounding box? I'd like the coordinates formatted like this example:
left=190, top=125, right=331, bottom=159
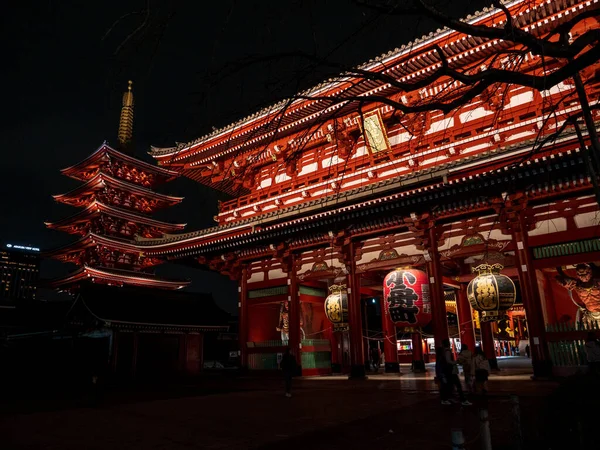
left=1, top=0, right=489, bottom=314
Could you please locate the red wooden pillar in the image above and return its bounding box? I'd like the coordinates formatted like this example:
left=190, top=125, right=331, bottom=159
left=131, top=332, right=139, bottom=379
left=197, top=333, right=204, bottom=371
left=517, top=319, right=524, bottom=340
left=411, top=331, right=425, bottom=372
left=511, top=208, right=551, bottom=378
left=427, top=224, right=449, bottom=350
left=329, top=328, right=341, bottom=373
left=238, top=265, right=249, bottom=369
left=456, top=285, right=476, bottom=352
left=347, top=242, right=366, bottom=379
left=541, top=272, right=558, bottom=325
left=381, top=299, right=399, bottom=373
left=110, top=330, right=119, bottom=375
left=178, top=334, right=187, bottom=373
left=288, top=254, right=302, bottom=371
left=480, top=321, right=499, bottom=370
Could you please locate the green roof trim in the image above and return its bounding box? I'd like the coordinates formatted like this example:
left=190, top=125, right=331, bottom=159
left=248, top=286, right=288, bottom=299
left=532, top=238, right=600, bottom=260
left=299, top=286, right=327, bottom=297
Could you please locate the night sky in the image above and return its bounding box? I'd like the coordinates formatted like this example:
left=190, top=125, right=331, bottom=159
left=2, top=0, right=489, bottom=314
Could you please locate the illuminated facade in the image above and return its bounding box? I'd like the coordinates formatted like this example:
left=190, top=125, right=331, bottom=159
left=0, top=244, right=40, bottom=302
left=45, top=82, right=190, bottom=291
left=140, top=0, right=600, bottom=377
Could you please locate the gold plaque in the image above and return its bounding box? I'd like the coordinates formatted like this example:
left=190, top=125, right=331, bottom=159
left=360, top=109, right=390, bottom=154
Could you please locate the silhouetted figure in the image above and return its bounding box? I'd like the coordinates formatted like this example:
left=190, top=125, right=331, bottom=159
left=473, top=347, right=490, bottom=396
left=280, top=348, right=297, bottom=397
left=585, top=332, right=600, bottom=376
left=437, top=339, right=471, bottom=406
left=370, top=346, right=381, bottom=372
left=525, top=344, right=530, bottom=358
left=457, top=344, right=473, bottom=392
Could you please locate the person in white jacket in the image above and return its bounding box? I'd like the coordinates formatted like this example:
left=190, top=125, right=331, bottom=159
left=472, top=347, right=491, bottom=395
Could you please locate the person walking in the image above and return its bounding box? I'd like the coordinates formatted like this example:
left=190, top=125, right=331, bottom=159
left=370, top=346, right=380, bottom=372
left=473, top=347, right=491, bottom=395
left=525, top=344, right=530, bottom=358
left=439, top=339, right=471, bottom=406
left=457, top=343, right=474, bottom=392
left=584, top=332, right=600, bottom=376
left=280, top=348, right=297, bottom=398
left=435, top=346, right=450, bottom=404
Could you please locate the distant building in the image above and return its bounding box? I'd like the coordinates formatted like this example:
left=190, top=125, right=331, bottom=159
left=0, top=243, right=40, bottom=302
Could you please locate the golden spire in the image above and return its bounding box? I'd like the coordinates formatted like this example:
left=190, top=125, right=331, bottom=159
left=117, top=80, right=134, bottom=154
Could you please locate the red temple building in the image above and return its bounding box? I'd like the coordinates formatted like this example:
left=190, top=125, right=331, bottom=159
left=44, top=82, right=228, bottom=380
left=135, top=0, right=600, bottom=378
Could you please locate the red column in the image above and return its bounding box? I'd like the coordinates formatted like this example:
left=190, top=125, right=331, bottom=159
left=541, top=272, right=558, bottom=325
left=238, top=265, right=249, bottom=369
left=347, top=242, right=366, bottom=379
left=329, top=329, right=341, bottom=373
left=517, top=319, right=524, bottom=340
left=198, top=332, right=204, bottom=373
left=427, top=224, right=449, bottom=350
left=110, top=330, right=119, bottom=375
left=178, top=334, right=187, bottom=373
left=131, top=332, right=139, bottom=379
left=411, top=331, right=425, bottom=372
left=288, top=254, right=302, bottom=371
left=456, top=285, right=476, bottom=352
left=480, top=321, right=498, bottom=370
left=512, top=210, right=551, bottom=378
left=381, top=299, right=399, bottom=373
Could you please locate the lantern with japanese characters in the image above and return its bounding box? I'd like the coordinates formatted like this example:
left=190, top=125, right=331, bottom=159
left=383, top=268, right=431, bottom=329
left=467, top=263, right=516, bottom=322
left=324, top=284, right=349, bottom=332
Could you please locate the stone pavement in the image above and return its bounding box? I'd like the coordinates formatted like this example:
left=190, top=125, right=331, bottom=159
left=1, top=358, right=559, bottom=450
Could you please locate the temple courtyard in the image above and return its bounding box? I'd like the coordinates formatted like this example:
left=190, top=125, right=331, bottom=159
left=1, top=358, right=594, bottom=449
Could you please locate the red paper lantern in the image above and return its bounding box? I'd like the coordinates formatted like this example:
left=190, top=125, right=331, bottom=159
left=383, top=268, right=432, bottom=328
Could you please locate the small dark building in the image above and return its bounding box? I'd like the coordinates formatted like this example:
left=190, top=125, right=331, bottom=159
left=69, top=285, right=230, bottom=382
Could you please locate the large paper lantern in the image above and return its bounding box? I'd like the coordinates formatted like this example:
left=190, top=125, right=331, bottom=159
left=467, top=263, right=516, bottom=322
left=324, top=284, right=349, bottom=332
left=383, top=268, right=432, bottom=328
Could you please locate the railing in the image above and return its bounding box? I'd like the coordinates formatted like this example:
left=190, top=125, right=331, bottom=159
left=301, top=351, right=332, bottom=370
left=548, top=340, right=588, bottom=367
left=248, top=353, right=279, bottom=370
left=546, top=321, right=600, bottom=332
left=546, top=321, right=599, bottom=368
left=246, top=339, right=332, bottom=370
left=301, top=339, right=330, bottom=347
left=247, top=340, right=286, bottom=348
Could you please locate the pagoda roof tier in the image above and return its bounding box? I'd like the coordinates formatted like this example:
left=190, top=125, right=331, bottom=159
left=62, top=143, right=179, bottom=186
left=150, top=0, right=583, bottom=188
left=52, top=171, right=183, bottom=211
left=44, top=232, right=147, bottom=260
left=45, top=201, right=186, bottom=237
left=47, top=265, right=190, bottom=290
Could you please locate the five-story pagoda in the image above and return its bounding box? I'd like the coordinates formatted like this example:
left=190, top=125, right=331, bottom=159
left=45, top=81, right=190, bottom=291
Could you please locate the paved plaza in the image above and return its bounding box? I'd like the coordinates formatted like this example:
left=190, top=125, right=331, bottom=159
left=0, top=358, right=568, bottom=449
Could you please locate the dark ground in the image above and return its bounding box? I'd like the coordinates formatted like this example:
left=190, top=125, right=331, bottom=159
left=1, top=358, right=597, bottom=449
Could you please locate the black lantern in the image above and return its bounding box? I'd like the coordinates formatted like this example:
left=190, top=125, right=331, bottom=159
left=324, top=284, right=349, bottom=331
left=467, top=263, right=516, bottom=322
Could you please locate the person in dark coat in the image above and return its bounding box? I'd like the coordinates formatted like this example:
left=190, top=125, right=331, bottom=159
left=439, top=339, right=471, bottom=406
left=280, top=347, right=297, bottom=397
